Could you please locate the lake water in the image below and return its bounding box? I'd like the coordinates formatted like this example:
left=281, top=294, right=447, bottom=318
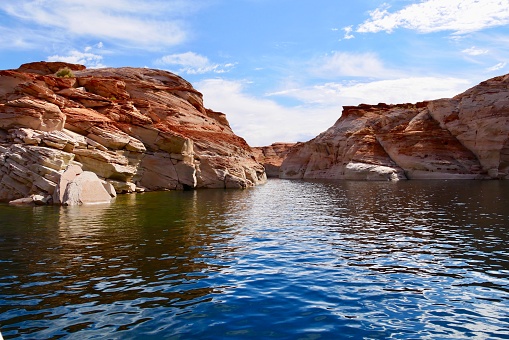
left=0, top=179, right=508, bottom=339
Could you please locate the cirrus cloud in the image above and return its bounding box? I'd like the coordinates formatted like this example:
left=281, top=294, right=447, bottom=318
left=0, top=0, right=194, bottom=49
left=487, top=62, right=507, bottom=72
left=156, top=52, right=235, bottom=75
left=462, top=46, right=489, bottom=56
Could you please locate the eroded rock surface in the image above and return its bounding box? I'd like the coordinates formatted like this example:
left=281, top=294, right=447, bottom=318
left=0, top=62, right=266, bottom=203
left=280, top=74, right=509, bottom=180
left=252, top=143, right=296, bottom=177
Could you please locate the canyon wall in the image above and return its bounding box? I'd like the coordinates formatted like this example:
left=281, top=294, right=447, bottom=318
left=0, top=62, right=266, bottom=204
left=252, top=143, right=296, bottom=177
left=280, top=74, right=509, bottom=180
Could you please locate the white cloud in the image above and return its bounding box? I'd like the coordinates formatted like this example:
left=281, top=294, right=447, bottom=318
left=196, top=79, right=339, bottom=146
left=84, top=42, right=104, bottom=53
left=269, top=77, right=473, bottom=109
left=0, top=0, right=193, bottom=48
left=311, top=52, right=399, bottom=78
left=487, top=62, right=507, bottom=72
left=156, top=52, right=235, bottom=75
left=47, top=49, right=106, bottom=69
left=343, top=26, right=355, bottom=40
left=197, top=76, right=474, bottom=146
left=462, top=46, right=489, bottom=56
left=357, top=0, right=509, bottom=34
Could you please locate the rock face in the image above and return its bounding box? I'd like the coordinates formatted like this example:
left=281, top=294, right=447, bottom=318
left=280, top=74, right=509, bottom=180
left=0, top=62, right=266, bottom=204
left=252, top=143, right=296, bottom=177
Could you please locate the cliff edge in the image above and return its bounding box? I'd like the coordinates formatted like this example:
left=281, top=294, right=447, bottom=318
left=0, top=62, right=266, bottom=204
left=280, top=74, right=509, bottom=180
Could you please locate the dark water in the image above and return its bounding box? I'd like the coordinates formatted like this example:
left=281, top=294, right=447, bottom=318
left=0, top=179, right=508, bottom=339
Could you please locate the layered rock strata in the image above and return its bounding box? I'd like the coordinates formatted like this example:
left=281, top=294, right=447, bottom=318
left=0, top=62, right=266, bottom=204
left=280, top=74, right=509, bottom=180
left=252, top=143, right=296, bottom=177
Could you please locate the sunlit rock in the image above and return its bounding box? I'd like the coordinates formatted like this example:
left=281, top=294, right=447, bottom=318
left=62, top=171, right=113, bottom=206
left=0, top=61, right=266, bottom=202
left=281, top=75, right=509, bottom=180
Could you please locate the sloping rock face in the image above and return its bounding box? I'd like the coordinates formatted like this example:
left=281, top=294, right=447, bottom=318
left=280, top=74, right=509, bottom=180
left=252, top=143, right=296, bottom=177
left=0, top=62, right=266, bottom=203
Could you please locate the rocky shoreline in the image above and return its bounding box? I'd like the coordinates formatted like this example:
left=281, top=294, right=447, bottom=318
left=0, top=62, right=266, bottom=205
left=2, top=61, right=509, bottom=206
left=278, top=74, right=509, bottom=181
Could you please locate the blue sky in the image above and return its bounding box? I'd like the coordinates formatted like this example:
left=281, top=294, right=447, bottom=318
left=1, top=0, right=509, bottom=146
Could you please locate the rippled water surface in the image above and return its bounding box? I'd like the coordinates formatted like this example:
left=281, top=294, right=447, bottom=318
left=0, top=179, right=508, bottom=339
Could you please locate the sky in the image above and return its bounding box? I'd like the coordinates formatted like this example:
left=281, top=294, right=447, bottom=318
left=1, top=0, right=509, bottom=146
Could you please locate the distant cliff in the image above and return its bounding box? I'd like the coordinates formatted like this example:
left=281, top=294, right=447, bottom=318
left=0, top=62, right=266, bottom=204
left=280, top=74, right=509, bottom=180
left=252, top=143, right=296, bottom=177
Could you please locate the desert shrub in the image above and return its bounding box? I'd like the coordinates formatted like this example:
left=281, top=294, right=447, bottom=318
left=55, top=67, right=75, bottom=78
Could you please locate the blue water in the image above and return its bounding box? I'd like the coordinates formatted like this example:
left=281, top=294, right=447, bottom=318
left=0, top=179, right=508, bottom=339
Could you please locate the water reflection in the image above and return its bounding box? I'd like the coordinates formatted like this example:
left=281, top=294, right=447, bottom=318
left=0, top=180, right=508, bottom=339
left=0, top=190, right=246, bottom=338
left=201, top=180, right=509, bottom=338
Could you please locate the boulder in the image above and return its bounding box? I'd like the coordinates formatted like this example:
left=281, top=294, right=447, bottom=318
left=106, top=179, right=136, bottom=194
left=8, top=196, right=37, bottom=206
left=8, top=194, right=52, bottom=206
left=102, top=180, right=118, bottom=197
left=344, top=162, right=406, bottom=181
left=62, top=171, right=114, bottom=206
left=53, top=164, right=83, bottom=204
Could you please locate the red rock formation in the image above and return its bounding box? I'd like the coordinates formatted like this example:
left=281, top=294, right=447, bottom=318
left=0, top=62, right=266, bottom=203
left=281, top=75, right=509, bottom=180
left=252, top=143, right=296, bottom=177
left=17, top=61, right=86, bottom=76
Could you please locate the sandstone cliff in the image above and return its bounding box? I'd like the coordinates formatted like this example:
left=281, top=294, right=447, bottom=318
left=0, top=62, right=266, bottom=204
left=252, top=143, right=296, bottom=177
left=280, top=74, right=509, bottom=180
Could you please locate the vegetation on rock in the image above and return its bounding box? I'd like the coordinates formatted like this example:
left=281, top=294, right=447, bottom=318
left=55, top=67, right=75, bottom=78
